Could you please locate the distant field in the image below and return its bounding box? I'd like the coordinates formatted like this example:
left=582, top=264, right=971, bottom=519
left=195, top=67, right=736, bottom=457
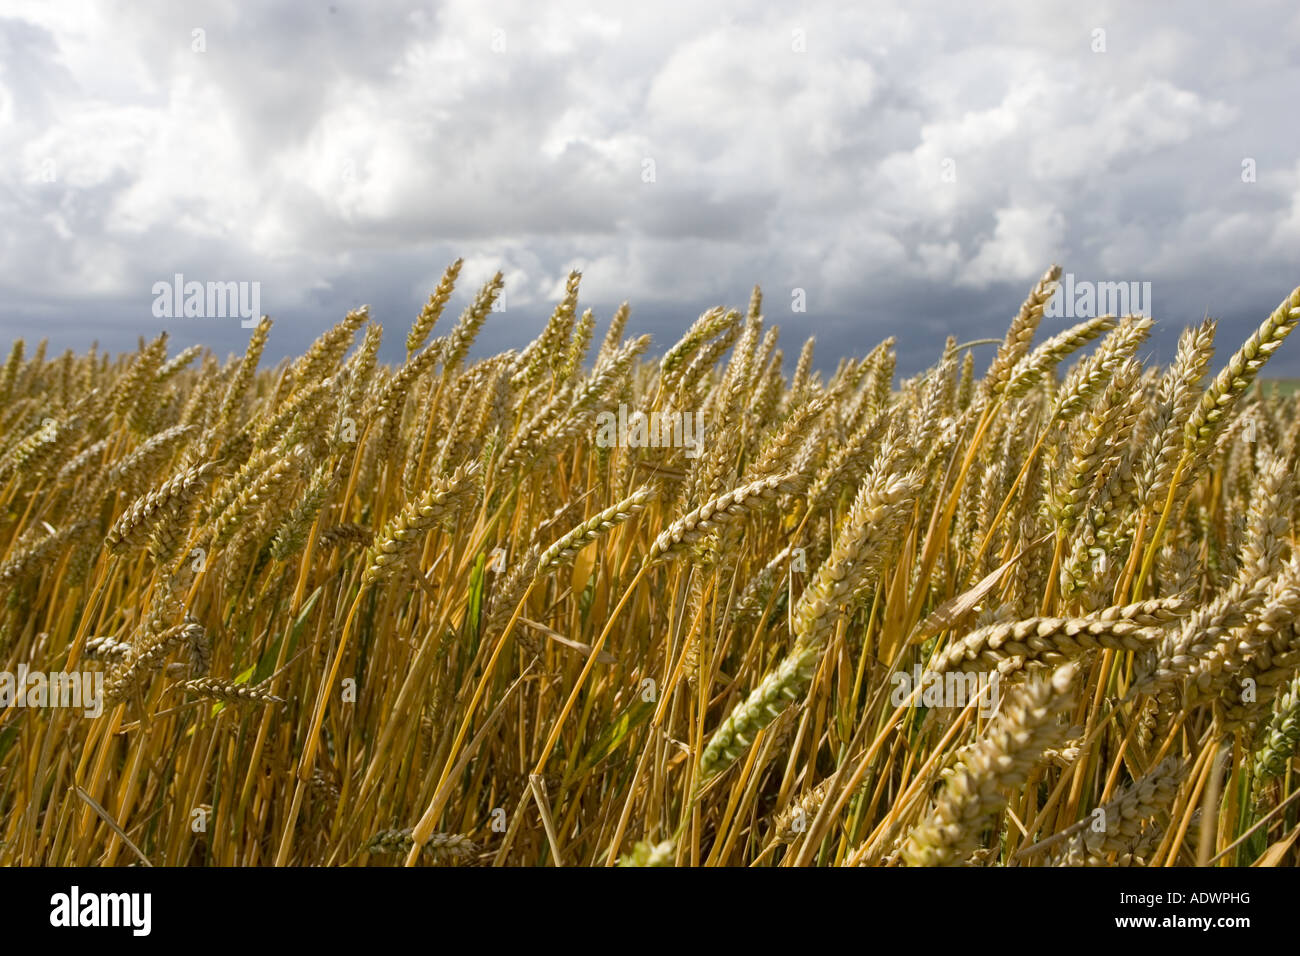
left=1260, top=378, right=1300, bottom=396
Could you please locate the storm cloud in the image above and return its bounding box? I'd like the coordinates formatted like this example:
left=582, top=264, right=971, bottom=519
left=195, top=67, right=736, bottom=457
left=2, top=0, right=1298, bottom=375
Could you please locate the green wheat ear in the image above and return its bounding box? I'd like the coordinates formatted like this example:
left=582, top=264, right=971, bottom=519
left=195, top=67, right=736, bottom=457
left=699, top=641, right=821, bottom=778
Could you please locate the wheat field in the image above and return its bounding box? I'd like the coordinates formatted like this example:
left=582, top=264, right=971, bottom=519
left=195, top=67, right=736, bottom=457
left=2, top=263, right=1300, bottom=867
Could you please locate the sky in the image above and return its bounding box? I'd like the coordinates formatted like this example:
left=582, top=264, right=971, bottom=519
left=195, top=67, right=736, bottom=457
left=2, top=0, right=1299, bottom=376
